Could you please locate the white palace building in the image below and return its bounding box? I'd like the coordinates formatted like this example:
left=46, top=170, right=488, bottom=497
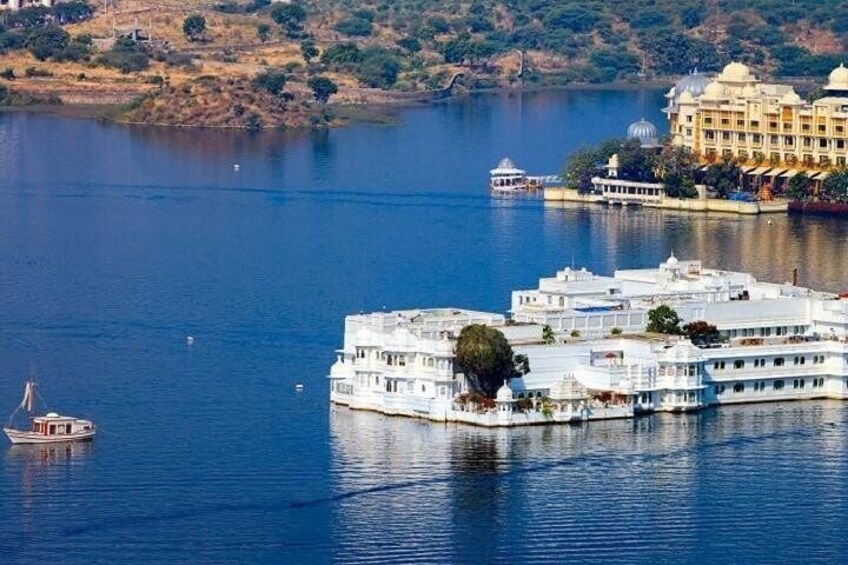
left=329, top=255, right=848, bottom=426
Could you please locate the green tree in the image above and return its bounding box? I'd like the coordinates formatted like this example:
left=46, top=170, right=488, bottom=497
left=657, top=145, right=698, bottom=198
left=617, top=138, right=657, bottom=182
left=252, top=70, right=286, bottom=95
left=26, top=25, right=69, bottom=61
left=52, top=1, right=93, bottom=24
left=563, top=147, right=597, bottom=193
left=257, top=23, right=271, bottom=43
left=646, top=305, right=683, bottom=335
left=683, top=320, right=721, bottom=346
left=335, top=16, right=372, bottom=37
left=307, top=75, right=338, bottom=103
left=786, top=171, right=811, bottom=201
left=455, top=324, right=520, bottom=397
left=300, top=39, right=318, bottom=63
left=320, top=43, right=362, bottom=66
left=356, top=49, right=400, bottom=88
left=703, top=157, right=742, bottom=198
left=182, top=14, right=207, bottom=42
left=270, top=3, right=307, bottom=38
left=821, top=167, right=848, bottom=202
left=541, top=325, right=556, bottom=344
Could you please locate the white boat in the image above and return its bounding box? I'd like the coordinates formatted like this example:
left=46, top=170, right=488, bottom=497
left=3, top=381, right=95, bottom=445
left=490, top=157, right=528, bottom=192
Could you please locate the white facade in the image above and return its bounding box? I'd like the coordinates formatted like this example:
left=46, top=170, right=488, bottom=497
left=329, top=256, right=848, bottom=426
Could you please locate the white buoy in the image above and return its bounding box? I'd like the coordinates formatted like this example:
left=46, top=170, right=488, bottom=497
left=186, top=335, right=195, bottom=346
left=767, top=219, right=773, bottom=225
left=295, top=383, right=304, bottom=391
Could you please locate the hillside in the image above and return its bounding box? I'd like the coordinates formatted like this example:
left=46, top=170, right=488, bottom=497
left=2, top=0, right=848, bottom=128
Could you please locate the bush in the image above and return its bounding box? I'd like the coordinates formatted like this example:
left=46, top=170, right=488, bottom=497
left=97, top=37, right=149, bottom=73
left=251, top=70, right=286, bottom=95
left=26, top=25, right=70, bottom=61
left=356, top=49, right=400, bottom=88
left=270, top=3, right=307, bottom=38
left=52, top=1, right=93, bottom=25
left=307, top=75, right=338, bottom=103
left=320, top=43, right=362, bottom=66
left=183, top=15, right=207, bottom=42
left=335, top=17, right=372, bottom=37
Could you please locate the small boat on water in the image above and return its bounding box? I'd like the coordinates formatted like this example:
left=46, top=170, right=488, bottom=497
left=490, top=157, right=528, bottom=192
left=4, top=381, right=95, bottom=445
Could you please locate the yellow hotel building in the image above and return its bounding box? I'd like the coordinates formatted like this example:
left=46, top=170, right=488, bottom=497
left=665, top=62, right=848, bottom=187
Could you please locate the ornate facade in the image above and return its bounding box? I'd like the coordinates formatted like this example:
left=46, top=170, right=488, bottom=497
left=665, top=62, right=848, bottom=179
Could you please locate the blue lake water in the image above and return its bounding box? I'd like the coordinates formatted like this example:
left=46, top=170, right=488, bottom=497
left=1, top=89, right=848, bottom=563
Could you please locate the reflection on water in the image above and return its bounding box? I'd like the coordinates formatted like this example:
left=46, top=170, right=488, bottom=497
left=540, top=202, right=848, bottom=291
left=329, top=402, right=848, bottom=563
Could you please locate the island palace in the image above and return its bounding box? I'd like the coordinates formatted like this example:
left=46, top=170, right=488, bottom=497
left=329, top=255, right=848, bottom=426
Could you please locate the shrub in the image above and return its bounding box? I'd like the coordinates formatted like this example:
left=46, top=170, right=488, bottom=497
left=320, top=43, right=362, bottom=66
left=251, top=70, right=286, bottom=95
left=183, top=15, right=207, bottom=42
left=26, top=25, right=70, bottom=61
left=335, top=17, right=372, bottom=37
left=97, top=38, right=149, bottom=73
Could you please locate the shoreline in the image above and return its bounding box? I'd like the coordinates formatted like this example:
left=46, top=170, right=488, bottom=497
left=0, top=79, right=673, bottom=129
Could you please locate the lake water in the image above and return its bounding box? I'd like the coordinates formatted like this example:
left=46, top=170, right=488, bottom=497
left=1, top=89, right=847, bottom=563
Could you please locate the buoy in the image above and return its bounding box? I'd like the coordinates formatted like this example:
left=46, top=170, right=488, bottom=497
left=295, top=383, right=304, bottom=391
left=186, top=335, right=195, bottom=346
left=767, top=219, right=773, bottom=225
left=233, top=164, right=240, bottom=172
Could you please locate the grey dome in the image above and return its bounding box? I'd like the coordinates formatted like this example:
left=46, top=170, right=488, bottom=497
left=627, top=119, right=658, bottom=140
left=675, top=69, right=710, bottom=99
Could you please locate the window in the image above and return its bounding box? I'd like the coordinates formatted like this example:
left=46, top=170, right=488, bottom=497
left=715, top=384, right=726, bottom=395
left=733, top=383, right=745, bottom=393
left=734, top=360, right=745, bottom=370
left=713, top=361, right=726, bottom=370
left=774, top=380, right=785, bottom=390
left=774, top=357, right=785, bottom=367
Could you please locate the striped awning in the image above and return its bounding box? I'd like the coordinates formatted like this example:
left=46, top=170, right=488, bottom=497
left=747, top=166, right=772, bottom=175
left=766, top=168, right=788, bottom=177
left=779, top=169, right=801, bottom=178
left=741, top=165, right=758, bottom=173
left=811, top=171, right=830, bottom=181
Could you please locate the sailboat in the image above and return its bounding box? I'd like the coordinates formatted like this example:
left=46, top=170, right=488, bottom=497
left=4, top=380, right=95, bottom=445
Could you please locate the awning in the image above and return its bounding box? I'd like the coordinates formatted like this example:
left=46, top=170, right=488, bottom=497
left=747, top=166, right=772, bottom=176
left=766, top=168, right=788, bottom=177
left=698, top=164, right=711, bottom=171
left=811, top=171, right=829, bottom=181
left=741, top=165, right=758, bottom=173
left=779, top=169, right=801, bottom=178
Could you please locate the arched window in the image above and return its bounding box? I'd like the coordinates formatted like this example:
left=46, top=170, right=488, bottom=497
left=733, top=383, right=745, bottom=393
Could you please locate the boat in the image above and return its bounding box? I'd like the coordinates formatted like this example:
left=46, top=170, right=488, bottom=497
left=4, top=380, right=95, bottom=445
left=490, top=157, right=528, bottom=192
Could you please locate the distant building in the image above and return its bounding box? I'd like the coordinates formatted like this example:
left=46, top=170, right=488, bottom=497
left=665, top=61, right=848, bottom=189
left=0, top=0, right=55, bottom=11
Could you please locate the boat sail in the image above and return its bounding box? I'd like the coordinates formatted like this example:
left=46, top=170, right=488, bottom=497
left=4, top=380, right=96, bottom=445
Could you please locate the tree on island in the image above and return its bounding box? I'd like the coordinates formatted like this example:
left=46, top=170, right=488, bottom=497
left=455, top=324, right=529, bottom=397
left=307, top=75, right=338, bottom=104
left=182, top=15, right=207, bottom=42
left=683, top=320, right=721, bottom=346
left=656, top=145, right=698, bottom=198
left=646, top=305, right=683, bottom=335
left=563, top=138, right=623, bottom=194
left=786, top=171, right=811, bottom=201
left=616, top=138, right=657, bottom=183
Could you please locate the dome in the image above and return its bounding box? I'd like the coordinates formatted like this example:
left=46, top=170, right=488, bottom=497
left=825, top=63, right=848, bottom=91
left=628, top=119, right=657, bottom=140
left=702, top=81, right=725, bottom=99
left=496, top=381, right=514, bottom=402
left=664, top=251, right=678, bottom=267
left=678, top=90, right=695, bottom=104
left=497, top=157, right=516, bottom=169
left=674, top=69, right=710, bottom=99
left=719, top=61, right=754, bottom=82
left=780, top=90, right=803, bottom=105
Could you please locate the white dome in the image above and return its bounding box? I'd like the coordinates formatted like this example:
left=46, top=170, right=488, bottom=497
left=678, top=90, right=695, bottom=104
left=825, top=63, right=848, bottom=91
left=666, top=251, right=678, bottom=266
left=702, top=81, right=725, bottom=98
left=497, top=157, right=516, bottom=169
left=496, top=381, right=514, bottom=402
left=719, top=61, right=754, bottom=82
left=627, top=119, right=659, bottom=147
left=780, top=90, right=803, bottom=105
